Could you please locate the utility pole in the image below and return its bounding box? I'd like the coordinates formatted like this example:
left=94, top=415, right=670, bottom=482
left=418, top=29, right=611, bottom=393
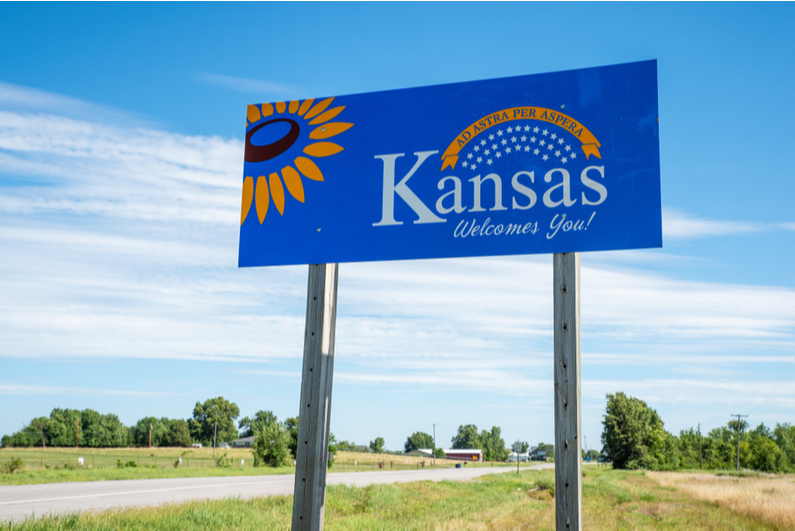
left=149, top=423, right=153, bottom=449
left=213, top=421, right=218, bottom=461
left=730, top=414, right=747, bottom=471
left=698, top=423, right=702, bottom=471
left=75, top=418, right=80, bottom=448
left=433, top=424, right=436, bottom=466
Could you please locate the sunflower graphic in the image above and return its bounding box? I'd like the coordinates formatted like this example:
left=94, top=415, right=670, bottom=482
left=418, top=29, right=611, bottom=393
left=241, top=97, right=353, bottom=225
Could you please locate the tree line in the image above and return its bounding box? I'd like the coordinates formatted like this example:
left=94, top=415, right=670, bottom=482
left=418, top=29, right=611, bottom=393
left=601, top=392, right=795, bottom=473
left=5, top=399, right=551, bottom=465
left=401, top=425, right=552, bottom=462
left=1, top=397, right=296, bottom=449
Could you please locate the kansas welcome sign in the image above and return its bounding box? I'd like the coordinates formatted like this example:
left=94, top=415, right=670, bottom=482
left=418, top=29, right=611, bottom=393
left=238, top=60, right=661, bottom=267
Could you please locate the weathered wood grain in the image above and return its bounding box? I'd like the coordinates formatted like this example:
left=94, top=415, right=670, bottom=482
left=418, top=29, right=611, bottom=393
left=553, top=253, right=582, bottom=530
left=291, top=263, right=338, bottom=530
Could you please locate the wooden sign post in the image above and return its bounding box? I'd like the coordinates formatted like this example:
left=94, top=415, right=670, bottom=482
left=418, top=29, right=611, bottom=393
left=292, top=263, right=339, bottom=531
left=553, top=252, right=582, bottom=530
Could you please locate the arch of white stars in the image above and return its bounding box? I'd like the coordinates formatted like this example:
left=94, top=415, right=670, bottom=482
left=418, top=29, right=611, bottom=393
left=459, top=122, right=578, bottom=172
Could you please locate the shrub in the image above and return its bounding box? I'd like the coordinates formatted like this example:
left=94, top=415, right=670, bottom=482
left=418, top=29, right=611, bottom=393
left=215, top=452, right=232, bottom=468
left=535, top=476, right=555, bottom=496
left=253, top=423, right=291, bottom=468
left=2, top=457, right=24, bottom=474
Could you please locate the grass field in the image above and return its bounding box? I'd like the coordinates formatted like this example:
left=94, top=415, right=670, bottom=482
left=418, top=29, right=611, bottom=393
left=0, top=448, right=521, bottom=486
left=5, top=467, right=793, bottom=530
left=649, top=470, right=795, bottom=530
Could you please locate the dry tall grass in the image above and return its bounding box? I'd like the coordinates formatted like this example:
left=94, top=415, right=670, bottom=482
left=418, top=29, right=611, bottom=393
left=648, top=471, right=795, bottom=530
left=334, top=451, right=511, bottom=468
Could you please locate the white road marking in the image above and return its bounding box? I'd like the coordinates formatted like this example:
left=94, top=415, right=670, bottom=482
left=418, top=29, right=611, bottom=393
left=0, top=479, right=291, bottom=506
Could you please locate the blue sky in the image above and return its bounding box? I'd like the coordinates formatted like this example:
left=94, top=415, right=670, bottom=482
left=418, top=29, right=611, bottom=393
left=1, top=3, right=793, bottom=453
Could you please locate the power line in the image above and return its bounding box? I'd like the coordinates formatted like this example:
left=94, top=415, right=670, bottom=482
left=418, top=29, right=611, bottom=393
left=730, top=414, right=748, bottom=472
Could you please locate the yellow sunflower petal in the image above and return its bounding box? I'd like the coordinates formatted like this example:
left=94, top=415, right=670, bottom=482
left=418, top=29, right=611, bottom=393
left=294, top=157, right=324, bottom=182
left=304, top=142, right=344, bottom=157
left=309, top=106, right=346, bottom=125
left=241, top=176, right=254, bottom=225
left=275, top=101, right=286, bottom=114
left=255, top=176, right=269, bottom=224
left=281, top=165, right=305, bottom=203
left=297, top=98, right=314, bottom=116
left=310, top=122, right=353, bottom=140
left=269, top=172, right=285, bottom=215
left=247, top=105, right=261, bottom=124
left=288, top=100, right=300, bottom=114
left=304, top=97, right=334, bottom=121
left=262, top=103, right=274, bottom=117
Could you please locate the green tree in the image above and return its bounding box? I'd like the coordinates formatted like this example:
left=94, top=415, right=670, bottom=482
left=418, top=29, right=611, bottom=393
left=79, top=409, right=103, bottom=447
left=2, top=416, right=51, bottom=447
left=2, top=409, right=129, bottom=448
left=99, top=413, right=130, bottom=447
left=404, top=431, right=434, bottom=453
left=328, top=433, right=338, bottom=469
left=238, top=410, right=279, bottom=438
left=451, top=424, right=481, bottom=449
left=29, top=417, right=51, bottom=447
left=46, top=408, right=82, bottom=447
left=536, top=442, right=554, bottom=459
left=284, top=417, right=299, bottom=458
left=481, top=426, right=508, bottom=461
left=601, top=392, right=671, bottom=470
left=336, top=440, right=355, bottom=452
left=132, top=417, right=170, bottom=447
left=189, top=397, right=240, bottom=447
left=369, top=437, right=385, bottom=453
left=772, top=423, right=795, bottom=469
left=163, top=420, right=192, bottom=447
left=253, top=423, right=290, bottom=467
left=677, top=427, right=703, bottom=469
left=748, top=435, right=783, bottom=472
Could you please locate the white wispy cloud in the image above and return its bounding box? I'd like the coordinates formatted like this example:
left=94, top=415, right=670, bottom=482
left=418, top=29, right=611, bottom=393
left=662, top=208, right=767, bottom=239
left=584, top=378, right=795, bottom=410
left=194, top=72, right=305, bottom=97
left=1, top=90, right=793, bottom=414
left=0, top=111, right=242, bottom=223
left=0, top=81, right=153, bottom=127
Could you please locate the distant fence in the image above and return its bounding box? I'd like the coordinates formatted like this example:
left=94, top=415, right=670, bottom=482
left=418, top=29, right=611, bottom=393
left=3, top=450, right=525, bottom=473
left=4, top=451, right=255, bottom=470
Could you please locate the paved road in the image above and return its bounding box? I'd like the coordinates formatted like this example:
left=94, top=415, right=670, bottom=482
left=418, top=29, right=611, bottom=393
left=0, top=464, right=553, bottom=523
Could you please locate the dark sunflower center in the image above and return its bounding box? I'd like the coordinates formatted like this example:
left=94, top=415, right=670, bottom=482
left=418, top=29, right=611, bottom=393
left=245, top=118, right=300, bottom=163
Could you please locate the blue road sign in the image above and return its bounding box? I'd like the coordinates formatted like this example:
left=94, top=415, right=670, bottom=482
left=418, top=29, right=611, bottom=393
left=239, top=60, right=661, bottom=267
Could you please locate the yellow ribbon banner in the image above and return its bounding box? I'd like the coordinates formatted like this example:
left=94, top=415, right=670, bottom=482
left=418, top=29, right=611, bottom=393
left=440, top=107, right=602, bottom=171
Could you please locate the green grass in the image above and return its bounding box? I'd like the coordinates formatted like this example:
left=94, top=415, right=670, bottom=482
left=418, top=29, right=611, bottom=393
left=3, top=467, right=776, bottom=530
left=0, top=447, right=299, bottom=486
left=0, top=448, right=527, bottom=486
left=0, top=447, right=256, bottom=470
left=0, top=464, right=300, bottom=486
